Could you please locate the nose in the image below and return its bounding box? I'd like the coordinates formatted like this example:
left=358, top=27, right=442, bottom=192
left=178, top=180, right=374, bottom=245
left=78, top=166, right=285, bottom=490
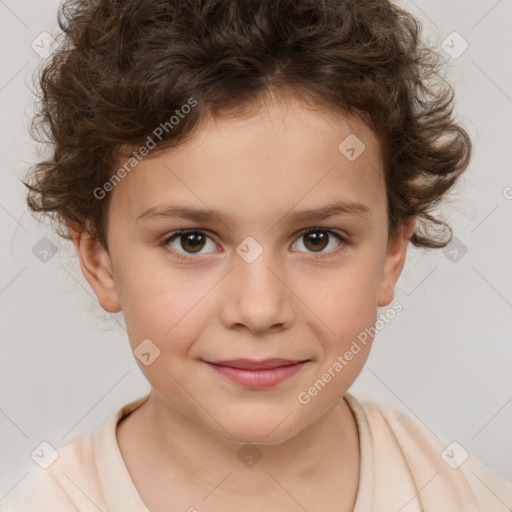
left=219, top=250, right=294, bottom=334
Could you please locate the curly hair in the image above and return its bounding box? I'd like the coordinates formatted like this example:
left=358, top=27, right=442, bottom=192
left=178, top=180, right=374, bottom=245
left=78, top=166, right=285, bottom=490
left=23, top=0, right=471, bottom=251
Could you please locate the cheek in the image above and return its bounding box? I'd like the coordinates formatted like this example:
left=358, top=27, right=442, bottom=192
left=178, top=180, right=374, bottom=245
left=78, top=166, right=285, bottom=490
left=308, top=256, right=381, bottom=325
left=117, top=261, right=218, bottom=361
left=303, top=256, right=380, bottom=370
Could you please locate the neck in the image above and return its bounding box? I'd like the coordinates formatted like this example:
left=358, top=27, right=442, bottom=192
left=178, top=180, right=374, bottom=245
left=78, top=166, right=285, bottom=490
left=127, top=389, right=360, bottom=498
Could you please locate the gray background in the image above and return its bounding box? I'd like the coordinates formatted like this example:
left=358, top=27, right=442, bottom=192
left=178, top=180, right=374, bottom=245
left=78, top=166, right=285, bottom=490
left=1, top=0, right=511, bottom=499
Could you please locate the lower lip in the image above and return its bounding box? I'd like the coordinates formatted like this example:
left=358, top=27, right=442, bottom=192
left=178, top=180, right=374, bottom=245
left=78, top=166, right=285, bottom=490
left=204, top=361, right=307, bottom=388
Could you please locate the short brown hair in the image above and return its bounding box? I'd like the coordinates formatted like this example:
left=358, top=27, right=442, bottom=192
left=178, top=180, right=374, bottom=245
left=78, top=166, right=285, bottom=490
left=23, top=0, right=471, bottom=251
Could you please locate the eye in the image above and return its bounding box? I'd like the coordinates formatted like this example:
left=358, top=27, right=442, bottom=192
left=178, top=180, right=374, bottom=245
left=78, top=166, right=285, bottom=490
left=291, top=228, right=348, bottom=258
left=162, top=230, right=218, bottom=260
left=161, top=227, right=350, bottom=262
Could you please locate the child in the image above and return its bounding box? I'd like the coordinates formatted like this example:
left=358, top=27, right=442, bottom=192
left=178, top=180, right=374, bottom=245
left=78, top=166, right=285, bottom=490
left=2, top=0, right=511, bottom=510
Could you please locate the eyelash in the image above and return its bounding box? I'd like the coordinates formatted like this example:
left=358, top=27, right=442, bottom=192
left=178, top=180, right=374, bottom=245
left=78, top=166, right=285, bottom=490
left=161, top=228, right=351, bottom=262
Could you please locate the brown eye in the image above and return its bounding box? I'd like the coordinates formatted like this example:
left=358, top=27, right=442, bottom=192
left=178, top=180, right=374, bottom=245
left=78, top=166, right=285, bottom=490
left=178, top=232, right=206, bottom=253
left=164, top=230, right=217, bottom=257
left=303, top=230, right=329, bottom=252
left=292, top=228, right=347, bottom=257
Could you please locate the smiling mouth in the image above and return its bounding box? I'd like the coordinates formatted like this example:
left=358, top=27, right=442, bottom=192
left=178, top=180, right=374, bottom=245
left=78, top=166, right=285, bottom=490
left=202, top=359, right=309, bottom=388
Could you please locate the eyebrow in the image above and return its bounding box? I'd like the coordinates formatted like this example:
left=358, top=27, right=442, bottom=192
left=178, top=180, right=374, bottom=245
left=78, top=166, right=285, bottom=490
left=136, top=200, right=372, bottom=225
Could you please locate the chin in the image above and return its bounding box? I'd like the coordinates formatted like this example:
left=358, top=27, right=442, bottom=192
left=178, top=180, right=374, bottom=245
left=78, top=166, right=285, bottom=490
left=208, top=412, right=302, bottom=446
left=221, top=428, right=299, bottom=447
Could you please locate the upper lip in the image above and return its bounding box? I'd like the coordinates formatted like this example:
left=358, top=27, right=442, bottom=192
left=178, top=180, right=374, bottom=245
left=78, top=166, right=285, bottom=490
left=204, top=358, right=307, bottom=370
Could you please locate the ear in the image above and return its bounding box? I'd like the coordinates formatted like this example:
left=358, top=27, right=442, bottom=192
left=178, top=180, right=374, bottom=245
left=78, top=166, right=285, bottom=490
left=67, top=220, right=121, bottom=313
left=377, top=215, right=416, bottom=307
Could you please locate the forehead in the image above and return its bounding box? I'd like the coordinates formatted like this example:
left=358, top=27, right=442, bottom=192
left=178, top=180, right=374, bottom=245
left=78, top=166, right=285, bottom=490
left=110, top=98, right=385, bottom=227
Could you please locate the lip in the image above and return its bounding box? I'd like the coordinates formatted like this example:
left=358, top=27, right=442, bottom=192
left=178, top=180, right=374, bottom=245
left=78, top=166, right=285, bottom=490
left=206, top=358, right=306, bottom=370
left=203, top=358, right=309, bottom=388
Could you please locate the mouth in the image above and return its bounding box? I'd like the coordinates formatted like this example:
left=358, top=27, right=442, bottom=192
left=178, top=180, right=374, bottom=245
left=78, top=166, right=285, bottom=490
left=202, top=358, right=310, bottom=388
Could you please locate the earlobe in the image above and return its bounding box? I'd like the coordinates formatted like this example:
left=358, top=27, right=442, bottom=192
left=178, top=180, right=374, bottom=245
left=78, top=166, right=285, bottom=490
left=377, top=216, right=416, bottom=307
left=68, top=220, right=121, bottom=313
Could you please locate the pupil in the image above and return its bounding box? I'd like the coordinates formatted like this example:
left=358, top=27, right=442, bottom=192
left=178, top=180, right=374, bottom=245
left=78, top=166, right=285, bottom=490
left=305, top=231, right=327, bottom=252
left=182, top=232, right=205, bottom=253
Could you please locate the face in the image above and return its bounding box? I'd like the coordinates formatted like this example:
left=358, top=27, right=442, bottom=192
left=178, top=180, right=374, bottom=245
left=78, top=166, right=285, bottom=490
left=71, top=95, right=414, bottom=445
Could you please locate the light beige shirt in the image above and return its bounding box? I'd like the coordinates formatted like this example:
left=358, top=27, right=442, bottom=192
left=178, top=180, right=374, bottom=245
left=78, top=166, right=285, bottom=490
left=2, top=393, right=511, bottom=511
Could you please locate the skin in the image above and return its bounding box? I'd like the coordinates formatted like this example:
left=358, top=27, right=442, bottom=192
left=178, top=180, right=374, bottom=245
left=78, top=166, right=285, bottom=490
left=69, top=93, right=415, bottom=511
